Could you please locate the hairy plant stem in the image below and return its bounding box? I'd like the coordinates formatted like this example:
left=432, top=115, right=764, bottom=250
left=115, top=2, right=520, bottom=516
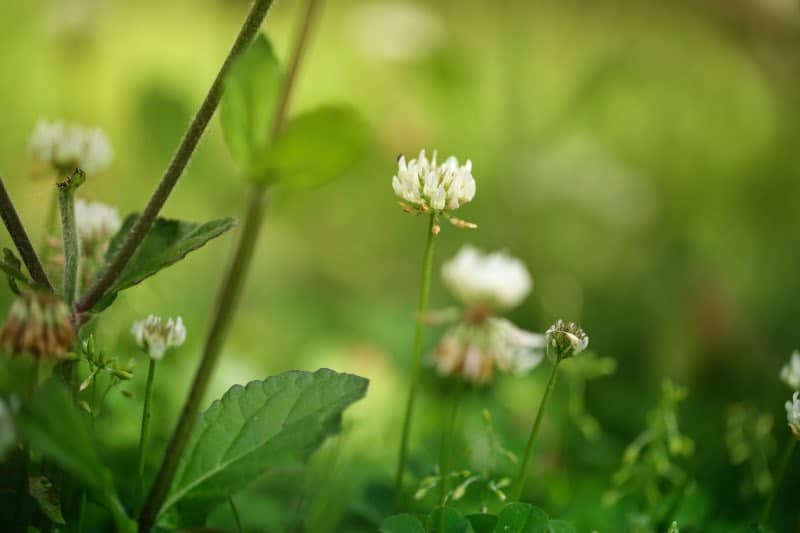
left=760, top=436, right=797, bottom=525
left=138, top=1, right=320, bottom=530
left=57, top=173, right=83, bottom=307
left=512, top=358, right=561, bottom=501
left=136, top=358, right=158, bottom=509
left=395, top=213, right=439, bottom=505
left=73, top=0, right=277, bottom=316
left=0, top=176, right=53, bottom=290
left=437, top=380, right=464, bottom=528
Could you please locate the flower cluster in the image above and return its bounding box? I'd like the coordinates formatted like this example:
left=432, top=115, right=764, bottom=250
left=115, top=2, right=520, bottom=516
left=29, top=119, right=112, bottom=175
left=787, top=392, right=800, bottom=439
left=780, top=350, right=800, bottom=391
left=432, top=247, right=543, bottom=385
left=393, top=150, right=476, bottom=231
left=545, top=319, right=589, bottom=361
left=75, top=198, right=122, bottom=254
left=131, top=315, right=186, bottom=360
left=0, top=291, right=75, bottom=358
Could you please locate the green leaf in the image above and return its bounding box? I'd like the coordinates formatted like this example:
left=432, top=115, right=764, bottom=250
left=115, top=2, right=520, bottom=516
left=467, top=513, right=498, bottom=533
left=265, top=106, right=371, bottom=188
left=164, top=368, right=369, bottom=525
left=493, top=503, right=549, bottom=533
left=220, top=34, right=282, bottom=176
left=1, top=248, right=29, bottom=293
left=93, top=215, right=236, bottom=311
left=28, top=476, right=65, bottom=525
left=548, top=520, right=576, bottom=533
left=380, top=513, right=426, bottom=533
left=426, top=507, right=474, bottom=533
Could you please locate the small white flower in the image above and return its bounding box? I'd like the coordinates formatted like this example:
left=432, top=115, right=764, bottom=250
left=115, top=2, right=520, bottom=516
left=442, top=246, right=532, bottom=312
left=75, top=199, right=121, bottom=249
left=545, top=319, right=589, bottom=361
left=131, top=315, right=186, bottom=360
left=787, top=392, right=800, bottom=438
left=780, top=350, right=800, bottom=391
left=0, top=398, right=15, bottom=459
left=29, top=119, right=112, bottom=174
left=392, top=149, right=476, bottom=216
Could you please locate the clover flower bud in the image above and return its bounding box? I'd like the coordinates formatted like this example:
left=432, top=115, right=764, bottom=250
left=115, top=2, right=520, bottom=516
left=131, top=315, right=186, bottom=360
left=392, top=149, right=476, bottom=227
left=0, top=292, right=75, bottom=358
left=29, top=119, right=112, bottom=175
left=780, top=350, right=800, bottom=391
left=787, top=392, right=800, bottom=439
left=545, top=319, right=589, bottom=361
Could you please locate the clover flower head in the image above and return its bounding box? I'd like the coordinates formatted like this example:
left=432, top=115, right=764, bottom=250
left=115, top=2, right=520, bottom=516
left=392, top=150, right=476, bottom=229
left=75, top=199, right=121, bottom=249
left=131, top=315, right=186, bottom=360
left=787, top=392, right=800, bottom=438
left=442, top=246, right=531, bottom=312
left=0, top=291, right=75, bottom=358
left=545, top=319, right=589, bottom=361
left=29, top=119, right=112, bottom=174
left=780, top=350, right=800, bottom=391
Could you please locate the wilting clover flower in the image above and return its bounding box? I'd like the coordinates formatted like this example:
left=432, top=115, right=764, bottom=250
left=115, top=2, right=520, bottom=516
left=131, top=315, right=186, bottom=360
left=431, top=246, right=543, bottom=385
left=787, top=392, right=800, bottom=438
left=545, top=319, right=589, bottom=362
left=0, top=292, right=75, bottom=358
left=392, top=149, right=476, bottom=230
left=29, top=119, right=112, bottom=175
left=780, top=350, right=800, bottom=391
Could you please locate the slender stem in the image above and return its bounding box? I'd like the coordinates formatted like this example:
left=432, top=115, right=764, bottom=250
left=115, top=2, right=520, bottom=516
left=394, top=213, right=438, bottom=504
left=57, top=171, right=84, bottom=306
left=136, top=358, right=158, bottom=509
left=0, top=176, right=53, bottom=290
left=74, top=0, right=277, bottom=315
left=437, top=381, right=464, bottom=519
left=229, top=496, right=243, bottom=533
left=512, top=359, right=561, bottom=501
left=138, top=3, right=319, bottom=530
left=760, top=436, right=797, bottom=525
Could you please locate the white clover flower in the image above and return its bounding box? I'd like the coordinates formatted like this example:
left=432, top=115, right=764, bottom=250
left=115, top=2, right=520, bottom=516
left=787, top=392, right=800, bottom=438
left=780, top=350, right=800, bottom=391
left=131, top=315, right=186, bottom=360
left=392, top=150, right=476, bottom=228
left=442, top=246, right=531, bottom=312
left=75, top=198, right=121, bottom=248
left=29, top=119, right=112, bottom=174
left=0, top=398, right=15, bottom=459
left=545, top=319, right=589, bottom=361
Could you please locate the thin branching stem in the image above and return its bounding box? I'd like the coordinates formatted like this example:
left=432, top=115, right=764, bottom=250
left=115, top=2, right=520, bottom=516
left=395, top=213, right=438, bottom=504
left=138, top=1, right=320, bottom=530
left=136, top=358, right=158, bottom=510
left=0, top=176, right=53, bottom=290
left=73, top=0, right=277, bottom=316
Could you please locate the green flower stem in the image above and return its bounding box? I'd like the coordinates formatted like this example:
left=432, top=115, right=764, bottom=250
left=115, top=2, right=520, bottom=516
left=57, top=170, right=85, bottom=307
left=760, top=435, right=797, bottom=525
left=138, top=2, right=320, bottom=530
left=438, top=380, right=464, bottom=523
left=0, top=176, right=53, bottom=291
left=394, top=213, right=438, bottom=504
left=136, top=358, right=158, bottom=509
left=74, top=0, right=277, bottom=316
left=512, top=358, right=561, bottom=501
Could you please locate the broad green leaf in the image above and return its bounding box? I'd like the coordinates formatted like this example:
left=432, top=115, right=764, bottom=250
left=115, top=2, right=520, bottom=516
left=93, top=214, right=236, bottom=311
left=380, top=513, right=426, bottom=533
left=426, top=507, right=474, bottom=533
left=164, top=368, right=369, bottom=525
left=467, top=513, right=498, bottom=533
left=220, top=34, right=282, bottom=175
left=548, top=520, right=576, bottom=533
left=265, top=106, right=371, bottom=188
left=14, top=380, right=133, bottom=531
left=493, top=503, right=549, bottom=533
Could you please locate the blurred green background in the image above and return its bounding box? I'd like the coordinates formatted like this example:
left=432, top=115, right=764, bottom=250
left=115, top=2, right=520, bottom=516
left=2, top=0, right=800, bottom=530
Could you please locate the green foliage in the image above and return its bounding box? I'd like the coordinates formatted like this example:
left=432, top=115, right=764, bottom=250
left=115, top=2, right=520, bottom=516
left=220, top=34, right=282, bottom=177
left=466, top=513, right=497, bottom=532
left=426, top=506, right=474, bottom=532
left=28, top=476, right=65, bottom=525
left=494, top=502, right=549, bottom=532
left=380, top=504, right=575, bottom=533
left=380, top=513, right=427, bottom=533
left=1, top=248, right=29, bottom=293
left=724, top=403, right=776, bottom=498
left=162, top=368, right=368, bottom=525
left=92, top=214, right=235, bottom=311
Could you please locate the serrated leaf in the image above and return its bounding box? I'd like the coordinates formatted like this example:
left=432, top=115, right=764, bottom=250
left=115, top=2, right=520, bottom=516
left=220, top=34, right=282, bottom=176
left=427, top=507, right=474, bottom=533
left=493, top=503, right=549, bottom=533
left=380, top=513, right=426, bottom=533
left=163, top=368, right=369, bottom=525
left=467, top=513, right=498, bottom=533
left=265, top=106, right=371, bottom=188
left=93, top=215, right=236, bottom=311
left=28, top=476, right=65, bottom=525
